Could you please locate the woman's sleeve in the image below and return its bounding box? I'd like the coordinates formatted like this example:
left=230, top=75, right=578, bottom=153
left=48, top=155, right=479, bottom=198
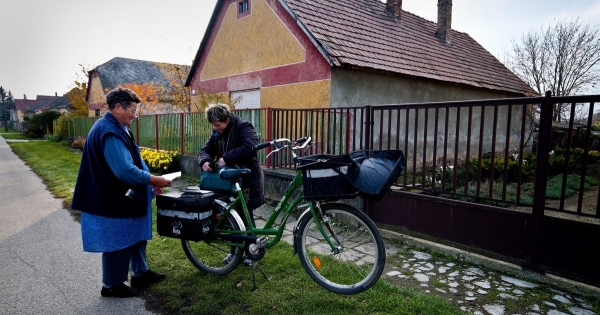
left=103, top=135, right=150, bottom=185
left=198, top=131, right=219, bottom=166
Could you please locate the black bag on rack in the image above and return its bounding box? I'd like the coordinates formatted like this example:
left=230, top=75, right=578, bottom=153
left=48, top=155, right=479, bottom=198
left=156, top=191, right=217, bottom=241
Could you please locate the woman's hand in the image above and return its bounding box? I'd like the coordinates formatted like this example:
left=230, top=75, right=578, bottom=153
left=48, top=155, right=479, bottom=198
left=202, top=161, right=212, bottom=171
left=217, top=158, right=226, bottom=166
left=149, top=175, right=173, bottom=188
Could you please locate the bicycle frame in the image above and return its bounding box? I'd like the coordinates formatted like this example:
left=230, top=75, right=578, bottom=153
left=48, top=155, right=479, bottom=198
left=181, top=136, right=386, bottom=295
left=211, top=150, right=340, bottom=252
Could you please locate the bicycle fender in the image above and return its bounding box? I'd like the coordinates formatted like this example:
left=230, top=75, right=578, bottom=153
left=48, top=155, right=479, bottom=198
left=214, top=199, right=246, bottom=231
left=292, top=208, right=312, bottom=255
left=229, top=210, right=246, bottom=231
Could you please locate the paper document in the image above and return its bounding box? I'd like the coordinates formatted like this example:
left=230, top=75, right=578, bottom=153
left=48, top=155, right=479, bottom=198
left=161, top=171, right=181, bottom=181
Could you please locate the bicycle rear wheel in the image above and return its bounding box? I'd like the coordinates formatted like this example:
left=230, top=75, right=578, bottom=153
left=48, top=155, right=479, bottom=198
left=295, top=203, right=385, bottom=295
left=181, top=211, right=243, bottom=276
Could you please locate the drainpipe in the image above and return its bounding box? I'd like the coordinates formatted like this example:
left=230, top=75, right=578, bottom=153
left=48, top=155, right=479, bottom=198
left=526, top=91, right=553, bottom=272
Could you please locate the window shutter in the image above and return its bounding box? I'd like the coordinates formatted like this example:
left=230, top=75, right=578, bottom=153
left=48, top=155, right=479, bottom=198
left=231, top=89, right=260, bottom=109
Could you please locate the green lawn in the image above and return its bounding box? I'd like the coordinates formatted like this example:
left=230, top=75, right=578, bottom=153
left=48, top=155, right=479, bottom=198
left=7, top=140, right=467, bottom=315
left=0, top=130, right=27, bottom=139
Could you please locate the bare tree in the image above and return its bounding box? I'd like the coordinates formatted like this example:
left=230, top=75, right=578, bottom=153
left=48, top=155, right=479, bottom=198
left=504, top=17, right=600, bottom=121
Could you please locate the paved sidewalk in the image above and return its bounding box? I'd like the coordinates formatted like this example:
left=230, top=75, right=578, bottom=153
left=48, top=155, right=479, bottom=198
left=0, top=136, right=154, bottom=315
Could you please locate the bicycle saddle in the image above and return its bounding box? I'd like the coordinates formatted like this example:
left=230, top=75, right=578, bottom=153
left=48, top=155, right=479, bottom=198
left=219, top=168, right=251, bottom=180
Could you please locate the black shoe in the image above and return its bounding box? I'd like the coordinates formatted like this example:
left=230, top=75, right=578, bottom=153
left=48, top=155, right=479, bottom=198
left=101, top=283, right=138, bottom=298
left=130, top=269, right=166, bottom=288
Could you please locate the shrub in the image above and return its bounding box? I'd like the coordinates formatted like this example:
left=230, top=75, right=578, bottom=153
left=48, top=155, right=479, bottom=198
left=468, top=152, right=536, bottom=183
left=25, top=111, right=61, bottom=138
left=55, top=116, right=70, bottom=139
left=140, top=148, right=178, bottom=172
left=71, top=137, right=86, bottom=149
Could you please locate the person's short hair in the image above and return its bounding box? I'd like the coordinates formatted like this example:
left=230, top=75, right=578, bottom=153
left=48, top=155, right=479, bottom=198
left=105, top=87, right=141, bottom=110
left=205, top=103, right=232, bottom=123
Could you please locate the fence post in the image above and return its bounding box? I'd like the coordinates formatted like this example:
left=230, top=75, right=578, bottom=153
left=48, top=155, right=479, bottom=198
left=180, top=113, right=185, bottom=154
left=526, top=90, right=553, bottom=271
left=364, top=105, right=372, bottom=150
left=266, top=108, right=272, bottom=168
left=155, top=115, right=159, bottom=150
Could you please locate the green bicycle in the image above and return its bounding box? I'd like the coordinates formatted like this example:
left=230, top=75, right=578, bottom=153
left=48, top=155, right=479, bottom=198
left=181, top=137, right=386, bottom=295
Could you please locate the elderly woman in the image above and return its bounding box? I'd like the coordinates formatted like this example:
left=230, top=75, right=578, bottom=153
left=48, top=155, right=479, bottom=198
left=198, top=104, right=264, bottom=265
left=72, top=88, right=172, bottom=298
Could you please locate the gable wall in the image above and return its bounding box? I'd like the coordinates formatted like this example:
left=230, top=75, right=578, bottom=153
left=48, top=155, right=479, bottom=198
left=189, top=0, right=331, bottom=110
left=87, top=72, right=107, bottom=115
left=330, top=68, right=522, bottom=108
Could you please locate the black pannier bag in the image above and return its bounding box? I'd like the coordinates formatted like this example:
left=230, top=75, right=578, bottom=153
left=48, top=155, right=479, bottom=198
left=298, top=154, right=359, bottom=201
left=156, top=190, right=216, bottom=241
left=348, top=150, right=405, bottom=201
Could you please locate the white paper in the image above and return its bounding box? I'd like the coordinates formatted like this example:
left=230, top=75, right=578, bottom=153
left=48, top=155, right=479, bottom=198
left=161, top=171, right=181, bottom=181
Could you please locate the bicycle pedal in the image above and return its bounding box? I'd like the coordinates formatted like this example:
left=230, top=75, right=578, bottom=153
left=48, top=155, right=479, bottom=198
left=256, top=236, right=268, bottom=248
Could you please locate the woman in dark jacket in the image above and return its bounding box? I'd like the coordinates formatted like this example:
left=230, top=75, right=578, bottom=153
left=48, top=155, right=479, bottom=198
left=198, top=103, right=264, bottom=217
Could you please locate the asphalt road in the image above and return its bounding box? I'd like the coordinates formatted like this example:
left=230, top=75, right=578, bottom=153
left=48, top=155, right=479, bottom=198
left=0, top=136, right=155, bottom=315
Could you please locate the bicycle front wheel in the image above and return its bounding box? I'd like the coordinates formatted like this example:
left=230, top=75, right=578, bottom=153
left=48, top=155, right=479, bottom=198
left=181, top=211, right=243, bottom=276
left=295, top=203, right=385, bottom=295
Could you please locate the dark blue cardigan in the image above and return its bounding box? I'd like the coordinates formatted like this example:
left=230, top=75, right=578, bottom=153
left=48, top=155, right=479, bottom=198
left=71, top=112, right=148, bottom=218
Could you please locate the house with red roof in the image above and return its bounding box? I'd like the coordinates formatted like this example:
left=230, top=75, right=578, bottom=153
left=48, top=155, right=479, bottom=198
left=11, top=94, right=70, bottom=131
left=185, top=0, right=536, bottom=110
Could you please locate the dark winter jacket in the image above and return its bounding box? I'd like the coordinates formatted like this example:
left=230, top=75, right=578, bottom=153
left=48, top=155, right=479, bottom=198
left=198, top=114, right=264, bottom=210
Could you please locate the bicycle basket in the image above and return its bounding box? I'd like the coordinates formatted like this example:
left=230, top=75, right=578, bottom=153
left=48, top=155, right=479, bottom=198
left=298, top=154, right=358, bottom=201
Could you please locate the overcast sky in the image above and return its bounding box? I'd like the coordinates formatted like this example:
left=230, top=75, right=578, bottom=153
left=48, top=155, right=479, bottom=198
left=1, top=0, right=599, bottom=100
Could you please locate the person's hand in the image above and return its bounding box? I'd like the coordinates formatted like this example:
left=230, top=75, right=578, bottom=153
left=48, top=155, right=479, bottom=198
left=217, top=158, right=226, bottom=166
left=149, top=175, right=173, bottom=188
left=202, top=161, right=212, bottom=171
left=152, top=186, right=164, bottom=195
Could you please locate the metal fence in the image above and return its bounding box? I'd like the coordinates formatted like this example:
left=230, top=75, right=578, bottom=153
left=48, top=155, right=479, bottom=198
left=66, top=93, right=600, bottom=218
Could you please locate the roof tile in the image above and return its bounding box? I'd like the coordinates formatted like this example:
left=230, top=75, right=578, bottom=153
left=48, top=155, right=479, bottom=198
left=286, top=0, right=536, bottom=95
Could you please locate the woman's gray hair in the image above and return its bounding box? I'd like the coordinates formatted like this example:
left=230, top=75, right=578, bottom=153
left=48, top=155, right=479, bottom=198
left=205, top=103, right=231, bottom=123
left=105, top=87, right=141, bottom=110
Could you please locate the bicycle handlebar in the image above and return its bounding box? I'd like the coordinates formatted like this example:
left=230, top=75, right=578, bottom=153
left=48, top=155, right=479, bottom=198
left=253, top=142, right=271, bottom=151
left=253, top=137, right=312, bottom=151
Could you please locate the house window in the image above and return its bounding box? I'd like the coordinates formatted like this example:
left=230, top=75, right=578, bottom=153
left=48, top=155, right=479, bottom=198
left=231, top=89, right=260, bottom=109
left=95, top=109, right=100, bottom=117
left=239, top=0, right=249, bottom=14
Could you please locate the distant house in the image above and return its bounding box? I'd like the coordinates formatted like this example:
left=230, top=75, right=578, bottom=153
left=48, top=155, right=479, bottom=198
left=11, top=94, right=71, bottom=132
left=13, top=94, right=71, bottom=122
left=86, top=57, right=190, bottom=117
left=185, top=0, right=536, bottom=110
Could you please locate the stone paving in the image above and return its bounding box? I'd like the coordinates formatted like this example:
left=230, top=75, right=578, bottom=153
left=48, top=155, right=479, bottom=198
left=382, top=245, right=598, bottom=315
left=251, top=203, right=599, bottom=315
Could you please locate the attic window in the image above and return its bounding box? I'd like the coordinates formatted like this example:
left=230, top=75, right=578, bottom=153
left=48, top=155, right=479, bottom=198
left=238, top=0, right=249, bottom=14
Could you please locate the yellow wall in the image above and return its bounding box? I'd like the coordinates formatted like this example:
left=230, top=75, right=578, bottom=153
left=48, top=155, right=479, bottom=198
left=200, top=0, right=306, bottom=80
left=262, top=80, right=330, bottom=109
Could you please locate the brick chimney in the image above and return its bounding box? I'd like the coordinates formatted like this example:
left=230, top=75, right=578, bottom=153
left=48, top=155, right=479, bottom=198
left=386, top=0, right=402, bottom=21
left=436, top=0, right=452, bottom=44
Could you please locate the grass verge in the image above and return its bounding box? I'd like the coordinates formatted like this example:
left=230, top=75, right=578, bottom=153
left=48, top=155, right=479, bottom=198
left=7, top=139, right=468, bottom=315
left=0, top=132, right=28, bottom=140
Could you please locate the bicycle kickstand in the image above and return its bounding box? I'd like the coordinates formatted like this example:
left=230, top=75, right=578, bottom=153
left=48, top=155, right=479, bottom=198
left=251, top=261, right=272, bottom=292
